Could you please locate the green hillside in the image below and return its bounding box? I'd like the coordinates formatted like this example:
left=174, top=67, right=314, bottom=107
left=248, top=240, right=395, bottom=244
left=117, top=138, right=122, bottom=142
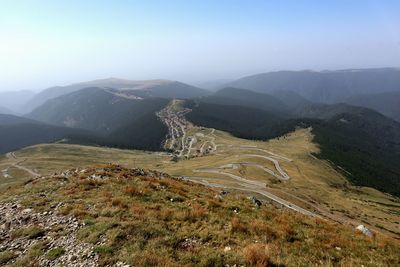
left=184, top=99, right=400, bottom=196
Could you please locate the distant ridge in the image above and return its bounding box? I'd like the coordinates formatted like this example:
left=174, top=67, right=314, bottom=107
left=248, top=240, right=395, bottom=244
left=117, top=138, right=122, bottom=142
left=200, top=87, right=289, bottom=114
left=345, top=91, right=400, bottom=122
left=24, top=78, right=209, bottom=112
left=0, top=114, right=94, bottom=154
left=27, top=87, right=170, bottom=151
left=0, top=106, right=16, bottom=115
left=0, top=90, right=35, bottom=114
left=224, top=68, right=400, bottom=103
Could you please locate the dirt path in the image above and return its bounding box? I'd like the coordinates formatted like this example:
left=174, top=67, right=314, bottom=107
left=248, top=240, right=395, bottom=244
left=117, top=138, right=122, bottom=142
left=190, top=159, right=319, bottom=217
left=241, top=154, right=290, bottom=180
left=185, top=136, right=196, bottom=158
left=221, top=162, right=286, bottom=180
left=5, top=152, right=40, bottom=177
left=185, top=175, right=319, bottom=217
left=200, top=128, right=217, bottom=154
left=237, top=146, right=292, bottom=162
left=193, top=168, right=266, bottom=188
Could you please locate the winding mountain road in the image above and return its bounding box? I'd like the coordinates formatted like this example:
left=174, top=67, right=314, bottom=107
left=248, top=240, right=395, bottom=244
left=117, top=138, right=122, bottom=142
left=241, top=154, right=290, bottom=180
left=158, top=100, right=319, bottom=218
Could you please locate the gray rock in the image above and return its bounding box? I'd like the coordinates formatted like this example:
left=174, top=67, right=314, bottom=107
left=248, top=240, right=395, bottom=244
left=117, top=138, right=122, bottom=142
left=250, top=196, right=262, bottom=207
left=356, top=225, right=374, bottom=237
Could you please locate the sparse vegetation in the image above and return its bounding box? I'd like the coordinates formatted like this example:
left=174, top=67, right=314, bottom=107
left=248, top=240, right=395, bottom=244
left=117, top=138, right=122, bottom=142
left=0, top=251, right=17, bottom=265
left=45, top=247, right=65, bottom=260
left=1, top=164, right=398, bottom=266
left=11, top=225, right=46, bottom=239
left=243, top=244, right=274, bottom=267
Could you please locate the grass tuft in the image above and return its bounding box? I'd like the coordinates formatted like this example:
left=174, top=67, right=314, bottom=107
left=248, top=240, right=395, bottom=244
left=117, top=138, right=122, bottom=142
left=45, top=247, right=65, bottom=260
left=11, top=225, right=46, bottom=239
left=0, top=251, right=17, bottom=265
left=243, top=244, right=275, bottom=267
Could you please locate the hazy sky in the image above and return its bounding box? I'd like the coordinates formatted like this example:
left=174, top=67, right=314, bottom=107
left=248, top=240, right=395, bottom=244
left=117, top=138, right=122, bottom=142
left=1, top=0, right=400, bottom=91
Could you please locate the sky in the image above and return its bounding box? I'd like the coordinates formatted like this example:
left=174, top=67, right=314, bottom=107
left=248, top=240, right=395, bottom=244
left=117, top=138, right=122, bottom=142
left=1, top=0, right=400, bottom=91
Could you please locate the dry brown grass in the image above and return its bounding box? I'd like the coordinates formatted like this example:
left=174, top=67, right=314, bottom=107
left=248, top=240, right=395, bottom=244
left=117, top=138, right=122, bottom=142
left=136, top=251, right=174, bottom=267
left=1, top=164, right=399, bottom=266
left=231, top=217, right=248, bottom=233
left=177, top=203, right=209, bottom=222
left=249, top=220, right=277, bottom=241
left=71, top=203, right=88, bottom=217
left=110, top=198, right=128, bottom=210
left=243, top=243, right=274, bottom=267
left=207, top=198, right=222, bottom=208
left=123, top=185, right=145, bottom=197
left=2, top=127, right=399, bottom=240
left=131, top=205, right=146, bottom=216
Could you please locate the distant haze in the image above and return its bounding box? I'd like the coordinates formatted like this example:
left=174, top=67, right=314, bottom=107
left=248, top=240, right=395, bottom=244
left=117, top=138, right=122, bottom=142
left=1, top=1, right=400, bottom=91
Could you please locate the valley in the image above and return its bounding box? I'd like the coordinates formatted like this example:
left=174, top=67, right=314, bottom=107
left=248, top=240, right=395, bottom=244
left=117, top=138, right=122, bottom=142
left=1, top=100, right=399, bottom=239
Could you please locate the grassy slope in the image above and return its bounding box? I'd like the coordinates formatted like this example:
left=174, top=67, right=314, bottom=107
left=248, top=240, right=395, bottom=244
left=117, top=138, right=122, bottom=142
left=1, top=164, right=398, bottom=266
left=1, top=128, right=399, bottom=238
left=185, top=99, right=400, bottom=197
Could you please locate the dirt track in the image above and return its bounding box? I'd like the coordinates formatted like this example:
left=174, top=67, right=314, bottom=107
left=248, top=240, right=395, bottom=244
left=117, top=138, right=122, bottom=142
left=5, top=152, right=40, bottom=178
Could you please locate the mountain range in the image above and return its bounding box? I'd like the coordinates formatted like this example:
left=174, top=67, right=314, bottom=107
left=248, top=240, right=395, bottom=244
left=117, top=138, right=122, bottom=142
left=345, top=91, right=400, bottom=122
left=27, top=87, right=170, bottom=151
left=2, top=68, right=400, bottom=121
left=0, top=90, right=35, bottom=114
left=224, top=68, right=400, bottom=103
left=24, top=78, right=209, bottom=113
left=1, top=68, right=400, bottom=196
left=185, top=87, right=400, bottom=196
left=1, top=69, right=400, bottom=266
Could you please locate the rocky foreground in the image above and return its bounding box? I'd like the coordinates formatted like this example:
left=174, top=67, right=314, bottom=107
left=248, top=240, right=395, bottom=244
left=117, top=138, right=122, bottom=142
left=0, top=165, right=165, bottom=266
left=0, top=202, right=100, bottom=267
left=0, top=164, right=399, bottom=266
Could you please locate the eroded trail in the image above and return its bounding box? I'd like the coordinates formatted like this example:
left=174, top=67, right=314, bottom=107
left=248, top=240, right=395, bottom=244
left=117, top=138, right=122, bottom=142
left=5, top=152, right=40, bottom=178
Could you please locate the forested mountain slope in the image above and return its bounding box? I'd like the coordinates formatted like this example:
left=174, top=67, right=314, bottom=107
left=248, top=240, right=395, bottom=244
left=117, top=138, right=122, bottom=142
left=225, top=68, right=400, bottom=103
